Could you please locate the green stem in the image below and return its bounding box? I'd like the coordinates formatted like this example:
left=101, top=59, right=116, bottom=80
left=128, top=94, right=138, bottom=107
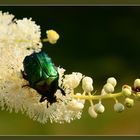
left=87, top=92, right=94, bottom=107
left=72, top=92, right=123, bottom=101
left=42, top=38, right=48, bottom=42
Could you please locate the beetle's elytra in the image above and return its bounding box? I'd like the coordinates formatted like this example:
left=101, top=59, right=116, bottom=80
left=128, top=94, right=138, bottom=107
left=22, top=51, right=65, bottom=105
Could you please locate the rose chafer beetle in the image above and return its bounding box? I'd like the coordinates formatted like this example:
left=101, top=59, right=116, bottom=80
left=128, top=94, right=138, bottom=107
left=22, top=51, right=65, bottom=105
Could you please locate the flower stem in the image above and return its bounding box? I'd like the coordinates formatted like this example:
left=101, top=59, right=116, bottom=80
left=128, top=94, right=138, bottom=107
left=42, top=38, right=48, bottom=42
left=87, top=92, right=94, bottom=107
left=72, top=92, right=124, bottom=101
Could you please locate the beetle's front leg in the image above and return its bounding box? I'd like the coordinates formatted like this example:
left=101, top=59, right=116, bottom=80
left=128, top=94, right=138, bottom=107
left=21, top=70, right=28, bottom=80
left=39, top=96, right=47, bottom=103
left=21, top=70, right=30, bottom=88
left=22, top=84, right=30, bottom=88
left=58, top=87, right=66, bottom=96
left=39, top=96, right=50, bottom=108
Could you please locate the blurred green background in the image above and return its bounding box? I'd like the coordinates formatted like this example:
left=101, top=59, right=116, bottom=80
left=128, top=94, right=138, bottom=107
left=0, top=6, right=140, bottom=135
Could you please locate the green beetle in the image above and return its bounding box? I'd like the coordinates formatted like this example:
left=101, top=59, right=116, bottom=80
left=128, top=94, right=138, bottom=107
left=22, top=51, right=65, bottom=105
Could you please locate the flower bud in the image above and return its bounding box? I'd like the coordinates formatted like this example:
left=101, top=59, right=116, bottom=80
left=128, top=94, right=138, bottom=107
left=135, top=92, right=140, bottom=101
left=67, top=99, right=84, bottom=111
left=63, top=73, right=82, bottom=89
left=94, top=103, right=105, bottom=114
left=103, top=83, right=114, bottom=93
left=101, top=89, right=107, bottom=95
left=46, top=30, right=59, bottom=44
left=134, top=79, right=140, bottom=88
left=101, top=89, right=107, bottom=96
left=122, top=85, right=131, bottom=97
left=82, top=77, right=93, bottom=92
left=123, top=85, right=132, bottom=91
left=107, top=77, right=117, bottom=87
left=124, top=98, right=134, bottom=108
left=114, top=102, right=125, bottom=113
left=88, top=106, right=98, bottom=118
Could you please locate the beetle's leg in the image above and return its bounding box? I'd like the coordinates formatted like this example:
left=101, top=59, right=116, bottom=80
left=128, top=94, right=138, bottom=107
left=21, top=70, right=28, bottom=80
left=47, top=102, right=49, bottom=108
left=39, top=96, right=47, bottom=102
left=56, top=98, right=63, bottom=102
left=22, top=84, right=30, bottom=88
left=40, top=96, right=49, bottom=108
left=40, top=97, right=50, bottom=108
left=60, top=74, right=65, bottom=89
left=21, top=70, right=30, bottom=88
left=58, top=87, right=66, bottom=96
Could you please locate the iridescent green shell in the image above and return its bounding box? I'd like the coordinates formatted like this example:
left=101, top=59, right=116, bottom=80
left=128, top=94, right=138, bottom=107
left=23, top=51, right=59, bottom=103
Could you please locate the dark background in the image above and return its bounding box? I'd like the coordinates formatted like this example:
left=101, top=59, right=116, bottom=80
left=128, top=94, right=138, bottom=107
left=0, top=6, right=140, bottom=135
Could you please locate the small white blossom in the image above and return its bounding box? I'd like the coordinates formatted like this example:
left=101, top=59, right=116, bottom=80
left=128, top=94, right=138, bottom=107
left=103, top=83, right=114, bottom=93
left=63, top=72, right=83, bottom=89
left=82, top=76, right=93, bottom=92
left=107, top=77, right=117, bottom=87
left=0, top=11, right=14, bottom=25
left=94, top=103, right=105, bottom=114
left=88, top=106, right=98, bottom=118
left=124, top=98, right=134, bottom=108
left=122, top=85, right=132, bottom=97
left=101, top=89, right=107, bottom=95
left=134, top=79, right=140, bottom=88
left=57, top=67, right=66, bottom=87
left=135, top=92, right=140, bottom=101
left=67, top=99, right=84, bottom=111
left=46, top=30, right=59, bottom=44
left=114, top=102, right=125, bottom=113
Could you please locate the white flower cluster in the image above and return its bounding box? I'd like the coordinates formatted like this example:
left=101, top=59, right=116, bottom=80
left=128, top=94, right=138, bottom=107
left=0, top=11, right=86, bottom=123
